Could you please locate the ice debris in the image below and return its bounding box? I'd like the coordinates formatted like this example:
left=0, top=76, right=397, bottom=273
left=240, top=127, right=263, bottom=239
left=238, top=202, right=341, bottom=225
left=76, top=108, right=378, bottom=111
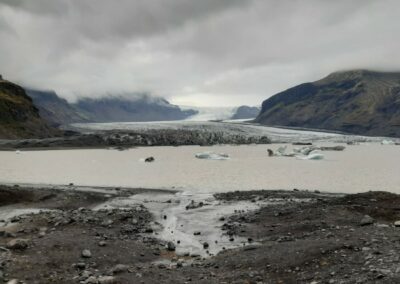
left=195, top=152, right=230, bottom=160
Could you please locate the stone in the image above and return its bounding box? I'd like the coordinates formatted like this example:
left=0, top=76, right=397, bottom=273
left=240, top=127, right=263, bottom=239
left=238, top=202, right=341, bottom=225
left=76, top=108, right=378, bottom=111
left=112, top=264, right=129, bottom=274
left=167, top=241, right=176, bottom=251
left=81, top=249, right=92, bottom=258
left=81, top=270, right=92, bottom=279
left=98, top=241, right=107, bottom=247
left=6, top=239, right=29, bottom=250
left=394, top=221, right=400, bottom=227
left=360, top=215, right=374, bottom=226
left=185, top=200, right=204, bottom=210
left=75, top=263, right=87, bottom=269
left=145, top=157, right=155, bottom=162
left=203, top=242, right=209, bottom=249
left=177, top=259, right=184, bottom=268
left=98, top=276, right=117, bottom=284
left=85, top=276, right=98, bottom=284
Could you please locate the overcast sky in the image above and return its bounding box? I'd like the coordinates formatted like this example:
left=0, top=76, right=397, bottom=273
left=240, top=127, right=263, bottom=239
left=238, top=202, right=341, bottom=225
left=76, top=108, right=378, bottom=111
left=0, top=0, right=399, bottom=106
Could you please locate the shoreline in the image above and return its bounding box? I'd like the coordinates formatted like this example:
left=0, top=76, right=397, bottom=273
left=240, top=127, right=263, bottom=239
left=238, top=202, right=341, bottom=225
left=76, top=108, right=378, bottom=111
left=1, top=185, right=400, bottom=283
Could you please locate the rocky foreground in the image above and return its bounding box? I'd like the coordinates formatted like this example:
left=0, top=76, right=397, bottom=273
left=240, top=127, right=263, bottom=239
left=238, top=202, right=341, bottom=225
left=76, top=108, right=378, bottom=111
left=0, top=186, right=400, bottom=283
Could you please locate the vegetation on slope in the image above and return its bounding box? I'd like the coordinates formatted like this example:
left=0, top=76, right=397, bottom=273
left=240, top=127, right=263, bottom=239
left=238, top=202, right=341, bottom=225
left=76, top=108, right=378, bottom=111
left=0, top=79, right=60, bottom=139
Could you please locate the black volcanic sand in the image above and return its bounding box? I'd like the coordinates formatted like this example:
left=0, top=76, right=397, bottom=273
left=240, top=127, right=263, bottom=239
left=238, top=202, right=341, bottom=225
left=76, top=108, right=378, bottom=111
left=1, top=186, right=400, bottom=283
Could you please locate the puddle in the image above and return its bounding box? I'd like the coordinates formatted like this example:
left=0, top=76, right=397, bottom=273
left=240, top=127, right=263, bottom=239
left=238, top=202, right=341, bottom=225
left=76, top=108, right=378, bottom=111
left=0, top=207, right=52, bottom=227
left=94, top=191, right=266, bottom=257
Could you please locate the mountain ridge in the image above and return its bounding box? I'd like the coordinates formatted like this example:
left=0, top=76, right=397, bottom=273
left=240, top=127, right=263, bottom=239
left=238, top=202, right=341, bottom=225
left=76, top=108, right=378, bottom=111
left=231, top=105, right=260, bottom=120
left=74, top=95, right=198, bottom=123
left=255, top=70, right=400, bottom=137
left=26, top=89, right=88, bottom=126
left=25, top=90, right=198, bottom=124
left=0, top=80, right=60, bottom=139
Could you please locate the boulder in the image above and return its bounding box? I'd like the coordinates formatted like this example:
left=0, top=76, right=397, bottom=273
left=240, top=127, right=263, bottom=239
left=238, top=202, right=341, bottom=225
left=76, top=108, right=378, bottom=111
left=111, top=264, right=129, bottom=274
left=360, top=215, right=374, bottom=226
left=167, top=241, right=176, bottom=251
left=6, top=239, right=29, bottom=250
left=98, top=276, right=117, bottom=284
left=145, top=157, right=155, bottom=162
left=84, top=276, right=98, bottom=284
left=185, top=200, right=204, bottom=210
left=81, top=249, right=92, bottom=258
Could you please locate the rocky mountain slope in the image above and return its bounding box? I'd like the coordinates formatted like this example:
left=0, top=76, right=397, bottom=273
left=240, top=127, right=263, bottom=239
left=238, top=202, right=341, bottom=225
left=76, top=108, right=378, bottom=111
left=25, top=89, right=198, bottom=124
left=26, top=89, right=88, bottom=126
left=255, top=70, right=400, bottom=137
left=0, top=79, right=59, bottom=139
left=74, top=95, right=197, bottom=123
left=231, top=106, right=260, bottom=120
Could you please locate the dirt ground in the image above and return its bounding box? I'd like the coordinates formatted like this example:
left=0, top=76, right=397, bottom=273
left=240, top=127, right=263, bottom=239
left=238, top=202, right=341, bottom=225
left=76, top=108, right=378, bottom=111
left=1, top=186, right=400, bottom=284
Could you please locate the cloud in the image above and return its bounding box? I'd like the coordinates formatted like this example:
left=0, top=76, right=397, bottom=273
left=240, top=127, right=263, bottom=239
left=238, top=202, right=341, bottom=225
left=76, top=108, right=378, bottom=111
left=0, top=0, right=399, bottom=106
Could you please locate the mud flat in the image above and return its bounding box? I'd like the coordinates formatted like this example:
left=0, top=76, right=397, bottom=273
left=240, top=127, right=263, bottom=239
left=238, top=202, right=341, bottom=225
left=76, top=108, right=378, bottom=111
left=1, top=185, right=400, bottom=283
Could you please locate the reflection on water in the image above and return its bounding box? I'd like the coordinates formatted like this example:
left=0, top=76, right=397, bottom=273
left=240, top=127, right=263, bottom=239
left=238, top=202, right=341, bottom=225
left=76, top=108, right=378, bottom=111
left=0, top=143, right=399, bottom=194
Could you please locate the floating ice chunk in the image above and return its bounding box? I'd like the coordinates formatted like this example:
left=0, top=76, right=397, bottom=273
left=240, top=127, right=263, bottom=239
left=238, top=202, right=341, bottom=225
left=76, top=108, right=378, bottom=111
left=297, top=152, right=324, bottom=160
left=195, top=152, right=230, bottom=160
left=274, top=146, right=296, bottom=157
left=296, top=146, right=318, bottom=155
left=276, top=146, right=287, bottom=155
left=381, top=140, right=395, bottom=145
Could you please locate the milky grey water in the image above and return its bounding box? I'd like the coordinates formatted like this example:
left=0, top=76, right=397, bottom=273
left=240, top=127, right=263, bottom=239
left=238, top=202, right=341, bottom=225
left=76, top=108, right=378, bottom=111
left=1, top=143, right=399, bottom=194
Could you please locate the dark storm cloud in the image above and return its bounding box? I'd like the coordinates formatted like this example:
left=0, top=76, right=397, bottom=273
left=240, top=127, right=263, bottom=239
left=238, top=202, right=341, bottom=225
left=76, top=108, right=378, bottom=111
left=0, top=0, right=249, bottom=40
left=0, top=0, right=399, bottom=106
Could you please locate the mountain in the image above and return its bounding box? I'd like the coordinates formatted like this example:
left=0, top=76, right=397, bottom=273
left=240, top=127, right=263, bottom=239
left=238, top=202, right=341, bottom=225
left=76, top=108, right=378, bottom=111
left=0, top=78, right=60, bottom=139
left=255, top=70, right=400, bottom=137
left=74, top=95, right=198, bottom=123
left=25, top=90, right=198, bottom=125
left=26, top=89, right=88, bottom=126
left=231, top=106, right=260, bottom=120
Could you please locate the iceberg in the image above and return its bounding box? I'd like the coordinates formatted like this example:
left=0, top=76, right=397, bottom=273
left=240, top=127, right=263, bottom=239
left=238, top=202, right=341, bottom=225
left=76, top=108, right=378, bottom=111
left=381, top=140, right=395, bottom=145
left=274, top=146, right=296, bottom=157
left=293, top=146, right=318, bottom=155
left=270, top=145, right=324, bottom=160
left=297, top=152, right=324, bottom=160
left=195, top=152, right=230, bottom=160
